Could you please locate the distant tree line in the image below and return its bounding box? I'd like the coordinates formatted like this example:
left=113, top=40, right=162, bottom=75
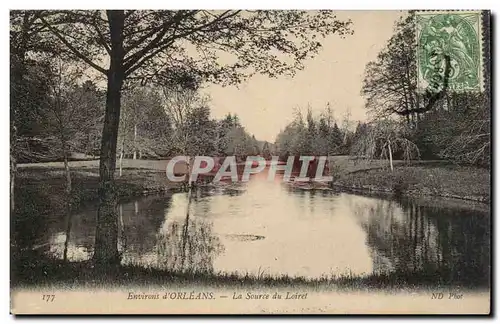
left=275, top=105, right=353, bottom=158
left=13, top=69, right=269, bottom=164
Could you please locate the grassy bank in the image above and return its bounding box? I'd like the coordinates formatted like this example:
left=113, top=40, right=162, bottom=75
left=13, top=253, right=488, bottom=291
left=330, top=159, right=490, bottom=204
left=16, top=157, right=491, bottom=209
left=14, top=159, right=182, bottom=222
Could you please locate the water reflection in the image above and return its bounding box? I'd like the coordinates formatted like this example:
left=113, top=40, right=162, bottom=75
left=160, top=174, right=375, bottom=278
left=350, top=195, right=490, bottom=285
left=156, top=215, right=224, bottom=273
left=119, top=196, right=174, bottom=266
left=25, top=170, right=490, bottom=287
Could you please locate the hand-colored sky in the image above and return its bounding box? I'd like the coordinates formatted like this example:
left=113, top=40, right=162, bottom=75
left=203, top=10, right=405, bottom=142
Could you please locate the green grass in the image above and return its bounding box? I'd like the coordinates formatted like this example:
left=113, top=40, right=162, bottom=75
left=12, top=252, right=487, bottom=291
left=330, top=158, right=490, bottom=203
left=14, top=159, right=182, bottom=220
left=19, top=158, right=171, bottom=171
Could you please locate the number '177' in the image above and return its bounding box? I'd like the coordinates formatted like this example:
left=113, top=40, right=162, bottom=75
left=42, top=294, right=55, bottom=302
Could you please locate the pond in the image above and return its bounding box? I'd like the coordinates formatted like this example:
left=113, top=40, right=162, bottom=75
left=23, top=170, right=490, bottom=287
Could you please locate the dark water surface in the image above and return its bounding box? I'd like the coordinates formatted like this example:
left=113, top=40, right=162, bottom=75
left=20, top=171, right=490, bottom=287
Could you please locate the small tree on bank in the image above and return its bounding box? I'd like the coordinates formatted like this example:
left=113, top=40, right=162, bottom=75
left=350, top=119, right=420, bottom=171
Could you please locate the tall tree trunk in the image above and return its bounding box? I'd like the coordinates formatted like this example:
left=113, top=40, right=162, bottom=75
left=118, top=110, right=127, bottom=177
left=10, top=124, right=17, bottom=258
left=93, top=10, right=125, bottom=267
left=388, top=140, right=394, bottom=172
left=63, top=144, right=72, bottom=196
left=10, top=126, right=16, bottom=214
left=119, top=151, right=124, bottom=177
left=10, top=59, right=21, bottom=216
left=181, top=154, right=194, bottom=269
left=62, top=139, right=73, bottom=262
left=119, top=138, right=125, bottom=177
left=133, top=123, right=137, bottom=159
left=11, top=13, right=33, bottom=247
left=118, top=203, right=126, bottom=256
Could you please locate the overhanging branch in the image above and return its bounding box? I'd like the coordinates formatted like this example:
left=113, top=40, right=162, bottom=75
left=123, top=10, right=241, bottom=76
left=39, top=17, right=108, bottom=75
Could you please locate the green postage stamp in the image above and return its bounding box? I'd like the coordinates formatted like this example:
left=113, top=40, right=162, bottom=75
left=416, top=11, right=484, bottom=92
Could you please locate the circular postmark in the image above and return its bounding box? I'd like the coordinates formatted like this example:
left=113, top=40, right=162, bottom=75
left=418, top=13, right=481, bottom=92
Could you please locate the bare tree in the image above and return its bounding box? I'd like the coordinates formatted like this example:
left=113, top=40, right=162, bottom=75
left=160, top=82, right=217, bottom=190
left=161, top=84, right=204, bottom=154
left=340, top=108, right=353, bottom=145
left=424, top=93, right=490, bottom=166
left=45, top=59, right=94, bottom=261
left=10, top=10, right=57, bottom=213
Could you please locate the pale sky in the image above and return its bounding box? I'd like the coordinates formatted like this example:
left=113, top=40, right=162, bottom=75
left=203, top=11, right=405, bottom=142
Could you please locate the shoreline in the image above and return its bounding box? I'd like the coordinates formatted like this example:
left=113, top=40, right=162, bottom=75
left=330, top=183, right=489, bottom=204
left=331, top=164, right=490, bottom=205
left=11, top=255, right=490, bottom=290
left=13, top=161, right=491, bottom=221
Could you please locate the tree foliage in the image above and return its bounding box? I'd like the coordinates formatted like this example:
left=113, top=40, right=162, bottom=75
left=414, top=93, right=490, bottom=166
left=360, top=12, right=490, bottom=167
left=275, top=105, right=351, bottom=157
left=362, top=13, right=452, bottom=125
left=35, top=10, right=352, bottom=84
left=119, top=86, right=172, bottom=160
left=350, top=119, right=420, bottom=170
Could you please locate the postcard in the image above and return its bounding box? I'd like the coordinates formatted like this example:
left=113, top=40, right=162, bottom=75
left=10, top=9, right=491, bottom=315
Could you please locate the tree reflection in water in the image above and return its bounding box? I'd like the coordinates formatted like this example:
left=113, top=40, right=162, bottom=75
left=351, top=195, right=490, bottom=286
left=156, top=217, right=224, bottom=273
left=23, top=179, right=489, bottom=287
left=155, top=188, right=225, bottom=274
left=41, top=189, right=226, bottom=273
left=119, top=195, right=173, bottom=266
